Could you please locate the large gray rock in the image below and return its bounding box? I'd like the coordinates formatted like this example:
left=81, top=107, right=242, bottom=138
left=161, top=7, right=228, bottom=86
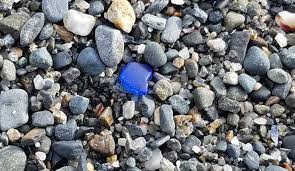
left=0, top=60, right=16, bottom=81
left=0, top=146, right=27, bottom=171
left=42, top=0, right=68, bottom=23
left=161, top=16, right=182, bottom=43
left=243, top=46, right=270, bottom=75
left=0, top=89, right=28, bottom=131
left=0, top=12, right=30, bottom=36
left=20, top=12, right=45, bottom=47
left=95, top=25, right=124, bottom=67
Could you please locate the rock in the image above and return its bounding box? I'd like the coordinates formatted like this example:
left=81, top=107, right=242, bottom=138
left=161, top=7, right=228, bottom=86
left=182, top=31, right=203, bottom=46
left=1, top=60, right=16, bottom=81
left=208, top=10, right=223, bottom=24
left=95, top=25, right=124, bottom=67
left=168, top=95, right=189, bottom=114
left=21, top=128, right=46, bottom=146
left=62, top=67, right=80, bottom=84
left=89, top=134, right=115, bottom=155
left=7, top=128, right=21, bottom=142
left=179, top=161, right=198, bottom=171
left=218, top=96, right=240, bottom=113
left=29, top=47, right=53, bottom=69
left=0, top=12, right=30, bottom=35
left=210, top=77, right=227, bottom=97
left=253, top=141, right=265, bottom=154
left=182, top=135, right=201, bottom=154
left=136, top=147, right=152, bottom=162
left=0, top=146, right=26, bottom=171
left=153, top=79, right=173, bottom=101
left=55, top=119, right=77, bottom=141
left=275, top=33, right=287, bottom=47
left=185, top=59, right=199, bottom=78
left=272, top=77, right=292, bottom=99
left=161, top=16, right=182, bottom=43
left=281, top=48, right=295, bottom=69
left=53, top=140, right=83, bottom=159
left=230, top=31, right=251, bottom=63
left=251, top=86, right=271, bottom=102
left=77, top=47, right=105, bottom=76
left=144, top=41, right=167, bottom=67
left=53, top=51, right=72, bottom=69
left=53, top=24, right=73, bottom=43
left=141, top=14, right=167, bottom=30
left=269, top=53, right=283, bottom=69
left=166, top=138, right=181, bottom=152
left=63, top=9, right=96, bottom=36
left=207, top=38, right=227, bottom=52
left=270, top=104, right=285, bottom=117
left=150, top=135, right=170, bottom=149
left=0, top=0, right=14, bottom=11
left=265, top=165, right=288, bottom=171
left=191, top=6, right=208, bottom=23
left=285, top=94, right=295, bottom=108
left=243, top=46, right=270, bottom=75
left=126, top=157, right=136, bottom=167
left=160, top=104, right=175, bottom=135
left=238, top=73, right=256, bottom=93
left=226, top=144, right=240, bottom=159
left=98, top=107, right=114, bottom=127
left=32, top=110, right=54, bottom=127
left=145, top=0, right=169, bottom=14
left=0, top=89, right=28, bottom=131
left=138, top=95, right=155, bottom=118
left=224, top=11, right=245, bottom=30
left=227, top=86, right=248, bottom=101
left=39, top=23, right=53, bottom=40
left=193, top=87, right=215, bottom=109
left=37, top=136, right=51, bottom=154
left=42, top=0, right=68, bottom=23
left=144, top=148, right=162, bottom=170
left=267, top=68, right=289, bottom=84
left=69, top=95, right=89, bottom=114
left=88, top=0, right=104, bottom=15
left=244, top=151, right=260, bottom=170
left=223, top=72, right=238, bottom=85
left=122, top=101, right=135, bottom=119
left=20, top=12, right=45, bottom=46
left=214, top=140, right=227, bottom=152
left=107, top=0, right=135, bottom=33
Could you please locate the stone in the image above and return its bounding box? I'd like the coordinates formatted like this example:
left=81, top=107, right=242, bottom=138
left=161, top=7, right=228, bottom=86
left=141, top=14, right=167, bottom=30
left=226, top=144, right=240, bottom=159
left=138, top=95, right=155, bottom=118
left=179, top=161, right=198, bottom=171
left=63, top=10, right=96, bottom=36
left=251, top=86, right=271, bottom=102
left=150, top=135, right=170, bottom=149
left=32, top=110, right=54, bottom=127
left=107, top=0, right=135, bottom=33
left=168, top=95, right=189, bottom=114
left=119, top=62, right=152, bottom=95
left=62, top=67, right=81, bottom=84
left=253, top=141, right=265, bottom=154
left=153, top=79, right=173, bottom=101
left=227, top=113, right=240, bottom=126
left=20, top=12, right=45, bottom=46
left=21, top=128, right=46, bottom=146
left=285, top=94, right=295, bottom=108
left=182, top=135, right=201, bottom=154
left=69, top=95, right=89, bottom=114
left=89, top=134, right=115, bottom=155
left=193, top=87, right=215, bottom=109
left=53, top=24, right=73, bottom=43
left=208, top=10, right=223, bottom=24
left=98, top=107, right=113, bottom=127
left=53, top=51, right=72, bottom=69
left=1, top=60, right=16, bottom=81
left=55, top=119, right=77, bottom=141
left=214, top=140, right=227, bottom=152
left=267, top=68, right=289, bottom=84
left=144, top=148, right=162, bottom=170
left=0, top=12, right=30, bottom=35
left=122, top=101, right=135, bottom=119
left=275, top=33, right=287, bottom=47
left=88, top=0, right=104, bottom=15
left=227, top=86, right=248, bottom=101
left=224, top=11, right=245, bottom=30
left=0, top=0, right=14, bottom=10
left=185, top=59, right=199, bottom=78
left=244, top=151, right=260, bottom=170
left=77, top=47, right=105, bottom=76
left=29, top=47, right=53, bottom=69
left=132, top=1, right=145, bottom=18
left=166, top=138, right=181, bottom=152
left=0, top=146, right=27, bottom=171
left=270, top=104, right=285, bottom=117
left=53, top=140, right=83, bottom=159
left=0, top=89, right=28, bottom=131
left=207, top=38, right=227, bottom=52
left=218, top=96, right=240, bottom=113
left=238, top=73, right=256, bottom=93
left=7, top=128, right=21, bottom=142
left=165, top=50, right=178, bottom=61
left=144, top=41, right=167, bottom=67
left=230, top=31, right=251, bottom=63
left=265, top=165, right=288, bottom=171
left=95, top=25, right=124, bottom=67
left=128, top=137, right=146, bottom=151
left=161, top=16, right=182, bottom=43
left=223, top=72, right=238, bottom=85
left=145, top=0, right=169, bottom=14
left=210, top=77, right=227, bottom=97
left=191, top=6, right=208, bottom=23
left=182, top=31, right=203, bottom=46
left=160, top=104, right=175, bottom=135
left=126, top=157, right=136, bottom=168
left=243, top=46, right=270, bottom=75
left=272, top=77, right=292, bottom=99
left=281, top=48, right=295, bottom=69
left=39, top=23, right=53, bottom=40
left=269, top=53, right=283, bottom=69
left=42, top=0, right=68, bottom=23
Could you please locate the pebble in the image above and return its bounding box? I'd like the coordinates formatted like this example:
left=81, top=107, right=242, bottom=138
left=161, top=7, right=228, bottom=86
left=226, top=144, right=240, bottom=159
left=160, top=158, right=175, bottom=171
left=138, top=95, right=155, bottom=118
left=160, top=104, right=175, bottom=135
left=0, top=146, right=27, bottom=171
left=185, top=59, right=199, bottom=78
left=265, top=165, right=288, bottom=171
left=77, top=47, right=105, bottom=76
left=141, top=14, right=167, bottom=30
left=122, top=101, right=135, bottom=119
left=39, top=23, right=53, bottom=40
left=168, top=95, right=189, bottom=114
left=145, top=0, right=169, bottom=14
left=144, top=41, right=167, bottom=67
left=29, top=47, right=53, bottom=69
left=62, top=67, right=80, bottom=84
left=182, top=135, right=201, bottom=154
left=1, top=60, right=16, bottom=81
left=89, top=134, right=115, bottom=155
left=95, top=25, right=124, bottom=67
left=153, top=79, right=173, bottom=101
left=182, top=31, right=203, bottom=46
left=270, top=104, right=285, bottom=117
left=230, top=31, right=251, bottom=63
left=251, top=86, right=271, bottom=102
left=218, top=96, right=240, bottom=113
left=227, top=86, right=248, bottom=101
left=99, top=107, right=114, bottom=127
left=20, top=12, right=45, bottom=46
left=42, top=0, right=68, bottom=23
left=171, top=0, right=185, bottom=5
left=267, top=68, right=289, bottom=84
left=144, top=148, right=162, bottom=170
left=107, top=0, right=135, bottom=33
left=285, top=94, right=295, bottom=108
left=208, top=10, right=223, bottom=24
left=223, top=72, right=238, bottom=85
left=207, top=38, right=227, bottom=52
left=0, top=89, right=28, bottom=131
left=88, top=0, right=104, bottom=15
left=53, top=51, right=72, bottom=69
left=253, top=117, right=267, bottom=125
left=193, top=87, right=215, bottom=109
left=191, top=6, right=208, bottom=23
left=55, top=119, right=77, bottom=141
left=53, top=140, right=83, bottom=159
left=281, top=48, right=295, bottom=69
left=166, top=138, right=182, bottom=152
left=275, top=33, right=287, bottom=47
left=224, top=11, right=245, bottom=30
left=150, top=135, right=170, bottom=149
left=253, top=141, right=265, bottom=154
left=243, top=46, right=270, bottom=75
left=269, top=53, right=283, bottom=69
left=243, top=151, right=260, bottom=170
left=63, top=10, right=96, bottom=36
left=128, top=137, right=146, bottom=151
left=7, top=128, right=21, bottom=142
left=272, top=77, right=292, bottom=99
left=69, top=95, right=89, bottom=114
left=32, top=110, right=54, bottom=127
left=132, top=1, right=145, bottom=18
left=210, top=77, right=227, bottom=97
left=214, top=140, right=227, bottom=152
left=161, top=16, right=182, bottom=43
left=227, top=113, right=240, bottom=126
left=21, top=128, right=46, bottom=146
left=137, top=147, right=152, bottom=162
left=126, top=157, right=136, bottom=168
left=0, top=12, right=30, bottom=35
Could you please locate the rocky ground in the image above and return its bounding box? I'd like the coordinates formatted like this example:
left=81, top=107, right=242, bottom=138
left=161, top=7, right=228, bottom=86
left=0, top=0, right=294, bottom=170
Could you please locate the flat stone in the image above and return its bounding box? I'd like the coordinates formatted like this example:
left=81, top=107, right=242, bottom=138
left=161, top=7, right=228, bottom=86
left=193, top=87, right=215, bottom=109
left=218, top=96, right=240, bottom=113
left=32, top=110, right=54, bottom=127
left=141, top=14, right=167, bottom=30
left=182, top=135, right=201, bottom=154
left=238, top=73, right=256, bottom=93
left=272, top=76, right=292, bottom=99
left=53, top=140, right=83, bottom=159
left=21, top=128, right=46, bottom=146
left=230, top=31, right=251, bottom=63
left=265, top=165, right=289, bottom=171
left=244, top=151, right=259, bottom=170
left=95, top=25, right=124, bottom=67
left=42, top=0, right=68, bottom=23
left=62, top=67, right=81, bottom=84
left=161, top=16, right=182, bottom=43
left=269, top=53, right=283, bottom=69
left=267, top=68, right=289, bottom=84
left=210, top=77, right=227, bottom=97
left=185, top=59, right=199, bottom=78
left=20, top=12, right=45, bottom=46
left=251, top=86, right=271, bottom=102
left=243, top=46, right=270, bottom=75
left=122, top=101, right=135, bottom=119
left=29, top=47, right=53, bottom=69
left=145, top=0, right=169, bottom=14
left=53, top=51, right=72, bottom=69
left=0, top=12, right=30, bottom=36
left=88, top=0, right=104, bottom=15
left=144, top=41, right=167, bottom=67
left=191, top=6, right=208, bottom=23
left=0, top=146, right=26, bottom=171
left=182, top=31, right=203, bottom=46
left=224, top=11, right=245, bottom=30
left=160, top=104, right=175, bottom=135
left=0, top=89, right=28, bottom=131
left=227, top=86, right=248, bottom=102
left=77, top=47, right=105, bottom=76
left=281, top=48, right=295, bottom=69
left=39, top=23, right=53, bottom=40
left=63, top=9, right=96, bottom=36
left=107, top=0, right=135, bottom=33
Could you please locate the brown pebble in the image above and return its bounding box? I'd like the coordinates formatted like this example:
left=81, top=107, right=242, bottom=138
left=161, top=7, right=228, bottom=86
left=164, top=6, right=176, bottom=16
left=21, top=128, right=46, bottom=146
left=174, top=115, right=192, bottom=125
left=172, top=57, right=185, bottom=69
left=95, top=103, right=105, bottom=117
left=265, top=96, right=280, bottom=106
left=53, top=24, right=74, bottom=43
left=225, top=130, right=234, bottom=142
left=99, top=107, right=114, bottom=127
left=89, top=134, right=115, bottom=155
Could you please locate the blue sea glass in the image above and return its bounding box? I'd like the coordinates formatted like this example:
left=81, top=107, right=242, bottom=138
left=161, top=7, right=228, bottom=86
left=119, top=62, right=153, bottom=95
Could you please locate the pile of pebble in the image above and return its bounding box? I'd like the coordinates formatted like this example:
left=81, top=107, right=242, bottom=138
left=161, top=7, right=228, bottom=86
left=0, top=0, right=294, bottom=170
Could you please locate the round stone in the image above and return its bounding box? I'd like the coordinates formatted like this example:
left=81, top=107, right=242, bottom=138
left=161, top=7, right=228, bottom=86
left=42, top=0, right=68, bottom=23
left=0, top=60, right=16, bottom=81
left=223, top=72, right=239, bottom=85
left=243, top=46, right=270, bottom=75
left=32, top=110, right=54, bottom=127
left=243, top=151, right=260, bottom=170
left=144, top=41, right=167, bottom=67
left=193, top=87, right=215, bottom=109
left=0, top=146, right=27, bottom=171
left=267, top=68, right=289, bottom=83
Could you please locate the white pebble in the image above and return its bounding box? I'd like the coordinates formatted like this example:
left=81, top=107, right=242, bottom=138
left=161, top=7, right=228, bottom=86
left=35, top=142, right=41, bottom=148
left=171, top=0, right=185, bottom=5
left=179, top=47, right=190, bottom=59
left=35, top=151, right=47, bottom=161
left=223, top=72, right=239, bottom=85
left=275, top=33, right=287, bottom=47
left=254, top=117, right=267, bottom=125
left=231, top=136, right=240, bottom=146
left=192, top=146, right=201, bottom=154
left=242, top=143, right=253, bottom=151
left=33, top=75, right=44, bottom=90
left=137, top=44, right=146, bottom=54
left=145, top=148, right=163, bottom=170
left=207, top=38, right=226, bottom=52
